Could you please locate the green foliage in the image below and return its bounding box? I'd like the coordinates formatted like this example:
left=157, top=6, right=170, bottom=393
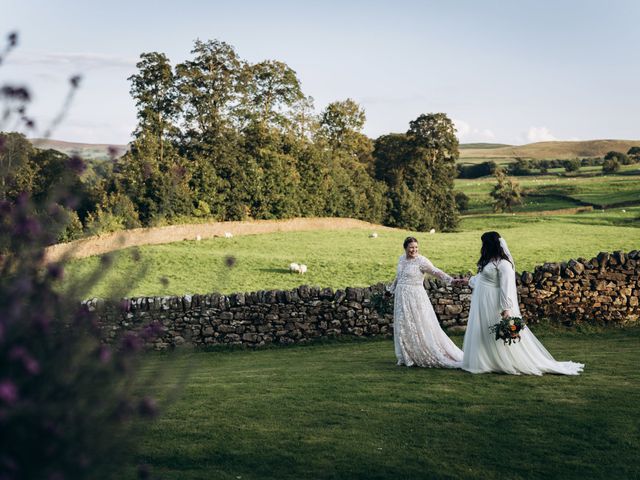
left=318, top=99, right=366, bottom=152
left=454, top=190, right=470, bottom=212
left=562, top=158, right=582, bottom=172
left=0, top=132, right=36, bottom=200
left=604, top=150, right=631, bottom=165
left=490, top=169, right=522, bottom=212
left=602, top=158, right=621, bottom=173
left=509, top=157, right=532, bottom=175
left=373, top=114, right=460, bottom=231
left=85, top=192, right=141, bottom=235
left=56, top=207, right=84, bottom=242
left=456, top=160, right=497, bottom=179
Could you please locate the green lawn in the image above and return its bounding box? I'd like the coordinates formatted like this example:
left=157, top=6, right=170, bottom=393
left=131, top=327, right=640, bottom=480
left=62, top=215, right=639, bottom=298
left=455, top=168, right=640, bottom=214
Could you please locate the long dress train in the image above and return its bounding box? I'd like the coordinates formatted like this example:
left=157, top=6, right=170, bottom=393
left=462, top=258, right=584, bottom=375
left=388, top=254, right=463, bottom=368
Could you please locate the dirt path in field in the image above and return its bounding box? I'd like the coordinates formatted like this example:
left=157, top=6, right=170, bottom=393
left=44, top=217, right=396, bottom=262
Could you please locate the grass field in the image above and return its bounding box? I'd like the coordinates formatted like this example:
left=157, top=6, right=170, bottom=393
left=129, top=327, right=640, bottom=480
left=456, top=168, right=640, bottom=214
left=62, top=213, right=639, bottom=298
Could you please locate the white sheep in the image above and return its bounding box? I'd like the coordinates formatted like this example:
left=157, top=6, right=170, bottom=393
left=224, top=232, right=233, bottom=238
left=289, top=262, right=300, bottom=274
left=429, top=228, right=436, bottom=234
left=369, top=232, right=378, bottom=238
left=299, top=264, right=307, bottom=275
left=196, top=235, right=202, bottom=241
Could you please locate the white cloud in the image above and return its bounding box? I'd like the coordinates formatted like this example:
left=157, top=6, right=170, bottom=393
left=526, top=126, right=557, bottom=143
left=453, top=119, right=496, bottom=142
left=6, top=51, right=137, bottom=71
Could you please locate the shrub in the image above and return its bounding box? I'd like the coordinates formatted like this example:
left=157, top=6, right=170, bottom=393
left=562, top=158, right=582, bottom=172
left=604, top=151, right=631, bottom=165
left=454, top=191, right=470, bottom=212
left=602, top=158, right=620, bottom=173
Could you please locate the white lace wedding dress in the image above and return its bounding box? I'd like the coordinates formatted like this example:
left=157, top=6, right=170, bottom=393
left=388, top=255, right=463, bottom=368
left=462, top=241, right=584, bottom=375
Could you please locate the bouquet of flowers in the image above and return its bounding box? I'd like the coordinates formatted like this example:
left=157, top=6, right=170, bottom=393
left=489, top=316, right=526, bottom=345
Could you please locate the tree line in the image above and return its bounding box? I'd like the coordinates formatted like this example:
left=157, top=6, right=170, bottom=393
left=1, top=39, right=462, bottom=242
left=457, top=147, right=640, bottom=179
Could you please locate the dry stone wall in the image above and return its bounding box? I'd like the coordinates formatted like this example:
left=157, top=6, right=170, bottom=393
left=90, top=250, right=640, bottom=349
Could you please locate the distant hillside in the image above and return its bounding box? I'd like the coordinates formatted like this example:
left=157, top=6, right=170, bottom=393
left=459, top=139, right=640, bottom=161
left=459, top=143, right=512, bottom=150
left=28, top=138, right=640, bottom=163
left=29, top=139, right=129, bottom=161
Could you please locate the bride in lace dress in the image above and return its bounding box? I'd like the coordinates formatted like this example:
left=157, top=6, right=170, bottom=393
left=462, top=232, right=584, bottom=375
left=387, top=237, right=463, bottom=368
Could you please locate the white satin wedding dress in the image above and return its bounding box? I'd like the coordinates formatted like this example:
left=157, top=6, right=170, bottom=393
left=462, top=239, right=584, bottom=375
left=388, top=255, right=463, bottom=368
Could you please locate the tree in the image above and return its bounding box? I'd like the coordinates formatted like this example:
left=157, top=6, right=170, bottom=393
left=0, top=132, right=35, bottom=200
left=243, top=60, right=304, bottom=130
left=175, top=39, right=245, bottom=142
left=373, top=133, right=410, bottom=185
left=128, top=52, right=179, bottom=163
left=454, top=191, right=470, bottom=212
left=318, top=99, right=366, bottom=152
left=509, top=158, right=531, bottom=176
left=490, top=169, right=522, bottom=212
left=404, top=113, right=459, bottom=231
left=114, top=135, right=193, bottom=223
left=604, top=150, right=631, bottom=165
left=602, top=158, right=620, bottom=174
left=562, top=158, right=581, bottom=173
left=627, top=146, right=640, bottom=157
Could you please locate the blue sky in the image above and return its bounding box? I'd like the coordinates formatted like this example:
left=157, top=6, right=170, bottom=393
left=2, top=0, right=639, bottom=145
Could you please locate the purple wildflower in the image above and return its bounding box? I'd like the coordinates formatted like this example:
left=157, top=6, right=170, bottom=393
left=0, top=380, right=18, bottom=405
left=121, top=332, right=143, bottom=352
left=98, top=345, right=112, bottom=364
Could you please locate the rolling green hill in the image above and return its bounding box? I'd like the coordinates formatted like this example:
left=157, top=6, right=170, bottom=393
left=28, top=138, right=640, bottom=163
left=29, top=138, right=129, bottom=160
left=459, top=139, right=640, bottom=162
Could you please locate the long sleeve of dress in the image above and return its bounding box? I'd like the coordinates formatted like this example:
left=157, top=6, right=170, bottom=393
left=419, top=256, right=454, bottom=285
left=497, top=260, right=516, bottom=312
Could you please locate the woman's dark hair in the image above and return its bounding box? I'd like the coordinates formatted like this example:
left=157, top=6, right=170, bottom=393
left=403, top=236, right=418, bottom=249
left=477, top=231, right=513, bottom=272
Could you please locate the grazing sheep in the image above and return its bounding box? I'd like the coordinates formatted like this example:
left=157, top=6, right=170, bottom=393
left=224, top=232, right=233, bottom=238
left=299, top=264, right=307, bottom=275
left=369, top=232, right=378, bottom=238
left=196, top=235, right=202, bottom=241
left=429, top=228, right=435, bottom=234
left=289, top=262, right=300, bottom=274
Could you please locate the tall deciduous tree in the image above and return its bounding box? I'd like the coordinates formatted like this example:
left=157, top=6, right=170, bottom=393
left=175, top=39, right=245, bottom=143
left=244, top=60, right=304, bottom=130
left=373, top=113, right=459, bottom=231
left=128, top=52, right=178, bottom=163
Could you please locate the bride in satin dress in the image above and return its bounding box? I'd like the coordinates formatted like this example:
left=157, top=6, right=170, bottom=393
left=462, top=231, right=584, bottom=375
left=387, top=237, right=463, bottom=368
